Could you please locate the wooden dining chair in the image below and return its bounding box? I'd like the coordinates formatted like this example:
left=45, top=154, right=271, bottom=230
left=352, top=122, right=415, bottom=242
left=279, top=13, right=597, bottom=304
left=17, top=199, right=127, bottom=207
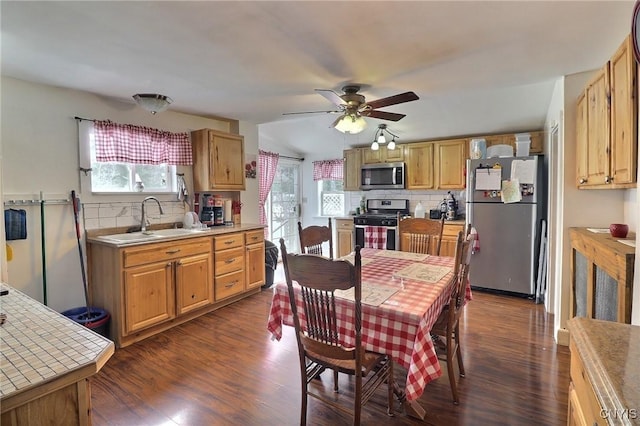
left=398, top=216, right=445, bottom=255
left=279, top=239, right=394, bottom=425
left=298, top=218, right=333, bottom=259
left=431, top=231, right=472, bottom=404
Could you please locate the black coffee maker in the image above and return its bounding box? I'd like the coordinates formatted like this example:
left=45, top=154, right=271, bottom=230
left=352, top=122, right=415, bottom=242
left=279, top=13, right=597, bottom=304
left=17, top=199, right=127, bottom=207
left=200, top=194, right=224, bottom=226
left=200, top=194, right=215, bottom=225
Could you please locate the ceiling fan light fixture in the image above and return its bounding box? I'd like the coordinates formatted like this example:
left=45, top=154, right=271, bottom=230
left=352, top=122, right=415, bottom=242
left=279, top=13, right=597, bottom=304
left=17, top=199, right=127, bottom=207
left=133, top=93, right=173, bottom=114
left=334, top=114, right=367, bottom=134
left=371, top=124, right=399, bottom=150
left=388, top=139, right=396, bottom=150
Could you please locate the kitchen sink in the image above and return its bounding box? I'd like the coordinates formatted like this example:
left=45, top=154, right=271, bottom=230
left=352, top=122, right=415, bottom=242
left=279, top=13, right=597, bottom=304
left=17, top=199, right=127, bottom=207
left=97, top=228, right=207, bottom=244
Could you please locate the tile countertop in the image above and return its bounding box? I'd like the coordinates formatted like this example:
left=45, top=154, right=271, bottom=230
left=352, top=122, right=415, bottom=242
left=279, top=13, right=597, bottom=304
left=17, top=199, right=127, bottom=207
left=567, top=317, right=640, bottom=425
left=87, top=223, right=266, bottom=247
left=0, top=283, right=114, bottom=406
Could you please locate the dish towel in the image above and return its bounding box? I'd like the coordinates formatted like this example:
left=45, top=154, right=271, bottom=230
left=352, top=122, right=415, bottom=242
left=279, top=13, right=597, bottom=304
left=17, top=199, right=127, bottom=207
left=470, top=226, right=480, bottom=254
left=177, top=174, right=189, bottom=205
left=4, top=209, right=27, bottom=240
left=364, top=226, right=387, bottom=249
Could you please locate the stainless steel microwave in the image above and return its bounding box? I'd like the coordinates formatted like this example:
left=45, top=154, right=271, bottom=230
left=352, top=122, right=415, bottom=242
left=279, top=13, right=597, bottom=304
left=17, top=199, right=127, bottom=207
left=360, top=162, right=405, bottom=190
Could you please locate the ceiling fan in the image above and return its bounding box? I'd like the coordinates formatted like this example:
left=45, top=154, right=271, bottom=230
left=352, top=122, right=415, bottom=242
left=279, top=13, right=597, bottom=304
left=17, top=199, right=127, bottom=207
left=283, top=85, right=419, bottom=133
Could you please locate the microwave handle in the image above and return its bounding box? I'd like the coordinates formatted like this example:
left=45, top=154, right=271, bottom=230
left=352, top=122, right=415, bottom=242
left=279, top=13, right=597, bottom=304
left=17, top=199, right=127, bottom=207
left=392, top=167, right=397, bottom=185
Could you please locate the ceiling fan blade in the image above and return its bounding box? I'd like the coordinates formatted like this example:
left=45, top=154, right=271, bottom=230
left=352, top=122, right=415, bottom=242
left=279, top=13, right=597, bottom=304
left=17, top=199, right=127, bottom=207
left=282, top=110, right=341, bottom=116
left=315, top=89, right=345, bottom=106
left=365, top=91, right=419, bottom=110
left=362, top=110, right=406, bottom=121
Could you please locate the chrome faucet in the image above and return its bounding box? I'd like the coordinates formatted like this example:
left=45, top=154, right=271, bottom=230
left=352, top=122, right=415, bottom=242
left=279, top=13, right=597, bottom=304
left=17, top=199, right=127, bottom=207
left=141, top=196, right=164, bottom=233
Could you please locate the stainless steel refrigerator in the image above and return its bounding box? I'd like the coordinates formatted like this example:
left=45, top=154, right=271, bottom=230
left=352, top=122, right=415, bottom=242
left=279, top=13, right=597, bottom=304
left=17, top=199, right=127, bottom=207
left=465, top=155, right=545, bottom=295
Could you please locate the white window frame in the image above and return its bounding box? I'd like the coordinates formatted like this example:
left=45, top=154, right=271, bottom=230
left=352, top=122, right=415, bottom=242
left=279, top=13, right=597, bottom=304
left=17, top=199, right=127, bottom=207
left=317, top=179, right=345, bottom=217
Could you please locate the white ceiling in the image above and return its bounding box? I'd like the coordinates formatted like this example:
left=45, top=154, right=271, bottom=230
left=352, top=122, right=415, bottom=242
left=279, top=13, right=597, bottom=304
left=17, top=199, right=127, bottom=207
left=1, top=1, right=635, bottom=156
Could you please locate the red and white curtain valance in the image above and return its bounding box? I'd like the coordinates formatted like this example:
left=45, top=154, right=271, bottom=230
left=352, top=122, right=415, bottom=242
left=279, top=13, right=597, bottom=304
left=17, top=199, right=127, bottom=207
left=313, top=159, right=343, bottom=181
left=94, top=120, right=192, bottom=165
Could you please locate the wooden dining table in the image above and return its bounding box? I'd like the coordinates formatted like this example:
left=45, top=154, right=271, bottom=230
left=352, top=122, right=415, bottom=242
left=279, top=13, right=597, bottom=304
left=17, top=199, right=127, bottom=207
left=266, top=248, right=472, bottom=419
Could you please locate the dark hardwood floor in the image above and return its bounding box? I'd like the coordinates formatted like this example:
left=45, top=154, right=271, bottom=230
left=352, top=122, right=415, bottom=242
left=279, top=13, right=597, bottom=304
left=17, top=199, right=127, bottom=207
left=91, top=267, right=570, bottom=426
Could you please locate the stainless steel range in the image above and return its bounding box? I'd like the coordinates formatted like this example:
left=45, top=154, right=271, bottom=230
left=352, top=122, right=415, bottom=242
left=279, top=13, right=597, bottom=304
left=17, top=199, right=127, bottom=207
left=354, top=199, right=409, bottom=250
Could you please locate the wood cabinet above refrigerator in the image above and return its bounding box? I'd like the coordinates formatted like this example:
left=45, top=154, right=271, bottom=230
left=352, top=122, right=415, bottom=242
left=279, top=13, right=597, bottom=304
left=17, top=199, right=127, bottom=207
left=192, top=129, right=245, bottom=191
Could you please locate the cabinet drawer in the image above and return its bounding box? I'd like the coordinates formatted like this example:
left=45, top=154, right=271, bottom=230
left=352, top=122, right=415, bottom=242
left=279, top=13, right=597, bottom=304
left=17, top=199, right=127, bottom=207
left=215, top=270, right=245, bottom=300
left=336, top=219, right=354, bottom=230
left=245, top=229, right=264, bottom=245
left=215, top=247, right=245, bottom=275
left=442, top=223, right=465, bottom=237
left=214, top=233, right=244, bottom=251
left=570, top=342, right=607, bottom=426
left=123, top=238, right=211, bottom=268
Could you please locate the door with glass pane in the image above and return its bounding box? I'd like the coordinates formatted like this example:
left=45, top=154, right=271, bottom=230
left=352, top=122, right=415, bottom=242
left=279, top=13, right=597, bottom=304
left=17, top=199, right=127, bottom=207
left=266, top=159, right=301, bottom=254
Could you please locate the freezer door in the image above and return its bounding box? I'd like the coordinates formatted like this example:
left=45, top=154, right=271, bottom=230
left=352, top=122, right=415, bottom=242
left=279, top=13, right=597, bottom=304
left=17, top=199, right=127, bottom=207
left=468, top=202, right=536, bottom=295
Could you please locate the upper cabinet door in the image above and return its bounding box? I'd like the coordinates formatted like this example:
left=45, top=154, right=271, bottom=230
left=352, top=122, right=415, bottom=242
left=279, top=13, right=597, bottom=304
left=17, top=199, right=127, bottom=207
left=585, top=64, right=611, bottom=186
left=343, top=148, right=362, bottom=191
left=576, top=92, right=590, bottom=186
left=192, top=129, right=246, bottom=191
left=434, top=139, right=467, bottom=189
left=405, top=142, right=434, bottom=189
left=610, top=34, right=637, bottom=186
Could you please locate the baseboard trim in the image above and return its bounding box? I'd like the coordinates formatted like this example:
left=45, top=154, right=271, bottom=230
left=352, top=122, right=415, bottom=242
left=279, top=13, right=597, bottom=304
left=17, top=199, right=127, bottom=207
left=556, top=327, right=570, bottom=346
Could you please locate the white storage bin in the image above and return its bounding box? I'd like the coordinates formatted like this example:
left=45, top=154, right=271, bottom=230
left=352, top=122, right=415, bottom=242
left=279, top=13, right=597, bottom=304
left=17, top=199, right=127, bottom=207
left=516, top=140, right=531, bottom=157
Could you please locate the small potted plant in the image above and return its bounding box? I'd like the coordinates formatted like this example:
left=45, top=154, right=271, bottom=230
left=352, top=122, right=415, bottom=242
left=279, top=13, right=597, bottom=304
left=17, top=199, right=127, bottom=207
left=232, top=200, right=242, bottom=225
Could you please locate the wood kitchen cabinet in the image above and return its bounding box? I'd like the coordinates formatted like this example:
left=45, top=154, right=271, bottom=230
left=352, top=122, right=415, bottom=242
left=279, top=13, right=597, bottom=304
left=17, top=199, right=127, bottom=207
left=482, top=131, right=544, bottom=155
left=437, top=222, right=466, bottom=257
left=343, top=148, right=362, bottom=191
left=361, top=144, right=405, bottom=164
left=405, top=142, right=434, bottom=189
left=214, top=233, right=246, bottom=300
left=88, top=237, right=213, bottom=347
left=434, top=138, right=468, bottom=189
left=88, top=227, right=266, bottom=348
left=335, top=218, right=354, bottom=258
left=245, top=229, right=266, bottom=290
left=406, top=139, right=467, bottom=190
left=567, top=338, right=607, bottom=426
left=576, top=34, right=637, bottom=189
left=191, top=128, right=246, bottom=191
left=122, top=239, right=212, bottom=334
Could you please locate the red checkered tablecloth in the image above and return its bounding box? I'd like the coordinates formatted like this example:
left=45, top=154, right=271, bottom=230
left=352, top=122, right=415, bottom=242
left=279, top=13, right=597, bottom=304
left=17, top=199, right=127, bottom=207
left=266, top=248, right=472, bottom=402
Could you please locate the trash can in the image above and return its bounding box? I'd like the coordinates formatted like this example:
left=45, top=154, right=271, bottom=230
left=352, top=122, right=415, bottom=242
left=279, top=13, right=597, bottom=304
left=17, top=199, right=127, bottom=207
left=263, top=240, right=279, bottom=289
left=62, top=306, right=111, bottom=338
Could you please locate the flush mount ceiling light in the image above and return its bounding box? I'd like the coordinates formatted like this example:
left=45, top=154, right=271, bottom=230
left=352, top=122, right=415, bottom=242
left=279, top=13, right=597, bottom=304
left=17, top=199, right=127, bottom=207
left=333, top=112, right=367, bottom=134
left=132, top=93, right=173, bottom=115
left=370, top=124, right=399, bottom=151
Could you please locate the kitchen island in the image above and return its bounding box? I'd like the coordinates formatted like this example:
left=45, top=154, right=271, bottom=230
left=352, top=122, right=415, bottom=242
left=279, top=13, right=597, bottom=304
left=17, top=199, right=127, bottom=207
left=0, top=283, right=114, bottom=425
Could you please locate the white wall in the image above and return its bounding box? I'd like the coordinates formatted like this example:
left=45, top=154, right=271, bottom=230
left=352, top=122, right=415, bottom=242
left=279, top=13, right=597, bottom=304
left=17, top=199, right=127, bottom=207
left=1, top=77, right=259, bottom=312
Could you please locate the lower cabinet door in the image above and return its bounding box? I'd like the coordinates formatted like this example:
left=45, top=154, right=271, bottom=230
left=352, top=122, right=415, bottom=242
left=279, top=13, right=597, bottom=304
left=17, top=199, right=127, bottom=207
left=176, top=253, right=213, bottom=315
left=124, top=261, right=175, bottom=334
left=245, top=242, right=265, bottom=290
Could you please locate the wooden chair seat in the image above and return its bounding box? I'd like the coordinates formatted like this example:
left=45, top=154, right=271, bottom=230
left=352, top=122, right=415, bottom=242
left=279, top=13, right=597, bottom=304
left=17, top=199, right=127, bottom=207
left=279, top=240, right=394, bottom=425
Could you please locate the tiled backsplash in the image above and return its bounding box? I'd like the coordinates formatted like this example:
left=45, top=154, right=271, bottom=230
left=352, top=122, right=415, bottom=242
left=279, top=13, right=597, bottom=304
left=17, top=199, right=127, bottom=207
left=347, top=189, right=467, bottom=216
left=82, top=201, right=186, bottom=230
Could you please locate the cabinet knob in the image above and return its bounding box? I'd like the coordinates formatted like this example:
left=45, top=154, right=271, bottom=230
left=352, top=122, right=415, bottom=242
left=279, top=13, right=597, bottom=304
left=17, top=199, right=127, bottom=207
left=166, top=262, right=171, bottom=268
left=605, top=175, right=612, bottom=183
left=579, top=178, right=587, bottom=184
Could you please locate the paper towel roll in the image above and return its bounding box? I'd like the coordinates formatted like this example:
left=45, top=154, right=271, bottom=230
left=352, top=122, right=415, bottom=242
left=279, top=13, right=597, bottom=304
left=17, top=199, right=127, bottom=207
left=224, top=199, right=232, bottom=223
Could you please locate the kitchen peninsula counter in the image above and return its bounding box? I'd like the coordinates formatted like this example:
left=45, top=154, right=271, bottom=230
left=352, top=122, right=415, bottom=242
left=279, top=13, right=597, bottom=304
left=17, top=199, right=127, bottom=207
left=567, top=317, right=640, bottom=425
left=0, top=283, right=114, bottom=425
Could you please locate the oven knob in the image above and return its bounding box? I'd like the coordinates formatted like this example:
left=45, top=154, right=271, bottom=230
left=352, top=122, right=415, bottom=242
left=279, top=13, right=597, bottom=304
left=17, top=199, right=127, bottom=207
left=381, top=220, right=388, bottom=226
